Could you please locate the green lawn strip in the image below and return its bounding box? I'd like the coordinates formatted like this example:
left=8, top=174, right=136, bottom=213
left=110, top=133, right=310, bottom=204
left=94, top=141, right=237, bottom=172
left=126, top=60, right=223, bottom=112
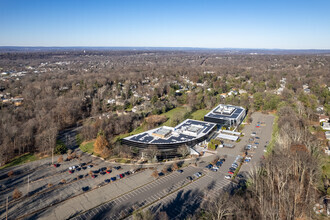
left=191, top=109, right=209, bottom=121
left=79, top=140, right=95, bottom=154
left=0, top=153, right=39, bottom=170
left=232, top=160, right=244, bottom=179
left=322, top=155, right=330, bottom=177
left=266, top=114, right=279, bottom=155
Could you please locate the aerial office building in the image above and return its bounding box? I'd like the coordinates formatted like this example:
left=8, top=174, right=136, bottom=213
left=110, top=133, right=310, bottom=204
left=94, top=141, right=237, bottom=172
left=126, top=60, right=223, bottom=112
left=122, top=119, right=216, bottom=156
left=204, top=104, right=246, bottom=127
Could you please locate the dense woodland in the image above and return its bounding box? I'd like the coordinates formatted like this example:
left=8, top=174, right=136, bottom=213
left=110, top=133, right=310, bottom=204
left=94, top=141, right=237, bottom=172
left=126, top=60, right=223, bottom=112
left=0, top=50, right=329, bottom=164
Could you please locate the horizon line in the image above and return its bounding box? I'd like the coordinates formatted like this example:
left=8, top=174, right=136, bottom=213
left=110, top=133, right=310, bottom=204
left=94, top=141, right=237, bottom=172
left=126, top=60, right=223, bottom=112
left=1, top=46, right=330, bottom=51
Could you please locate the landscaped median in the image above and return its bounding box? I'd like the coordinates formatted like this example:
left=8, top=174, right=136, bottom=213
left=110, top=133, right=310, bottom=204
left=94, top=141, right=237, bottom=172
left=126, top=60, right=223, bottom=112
left=265, top=114, right=278, bottom=154
left=0, top=153, right=41, bottom=170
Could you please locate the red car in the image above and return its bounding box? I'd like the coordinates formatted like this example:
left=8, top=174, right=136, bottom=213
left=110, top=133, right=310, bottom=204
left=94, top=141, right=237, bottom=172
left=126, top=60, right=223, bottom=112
left=91, top=175, right=96, bottom=178
left=106, top=170, right=111, bottom=174
left=228, top=171, right=234, bottom=175
left=53, top=164, right=59, bottom=168
left=69, top=170, right=73, bottom=174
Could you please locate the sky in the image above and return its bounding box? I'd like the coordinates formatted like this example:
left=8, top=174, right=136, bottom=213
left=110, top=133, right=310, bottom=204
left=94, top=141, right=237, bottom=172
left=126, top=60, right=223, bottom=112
left=0, top=0, right=330, bottom=49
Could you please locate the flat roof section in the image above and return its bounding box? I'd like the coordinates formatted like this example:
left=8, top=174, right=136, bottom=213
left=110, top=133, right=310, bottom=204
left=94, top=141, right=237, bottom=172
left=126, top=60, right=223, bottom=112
left=152, top=127, right=172, bottom=137
left=123, top=119, right=216, bottom=145
left=217, top=133, right=239, bottom=141
left=205, top=104, right=245, bottom=120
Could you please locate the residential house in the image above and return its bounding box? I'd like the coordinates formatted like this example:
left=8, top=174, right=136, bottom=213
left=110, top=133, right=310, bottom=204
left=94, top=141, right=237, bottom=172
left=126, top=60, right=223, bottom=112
left=322, top=122, right=330, bottom=131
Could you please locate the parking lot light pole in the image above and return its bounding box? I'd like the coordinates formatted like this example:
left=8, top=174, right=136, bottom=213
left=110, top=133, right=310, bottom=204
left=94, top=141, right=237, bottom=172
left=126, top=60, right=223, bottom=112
left=6, top=196, right=8, bottom=220
left=27, top=174, right=30, bottom=195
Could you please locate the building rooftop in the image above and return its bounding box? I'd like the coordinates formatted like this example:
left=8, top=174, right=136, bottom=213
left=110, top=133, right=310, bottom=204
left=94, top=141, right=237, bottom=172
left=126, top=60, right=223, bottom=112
left=205, top=104, right=245, bottom=120
left=124, top=119, right=216, bottom=145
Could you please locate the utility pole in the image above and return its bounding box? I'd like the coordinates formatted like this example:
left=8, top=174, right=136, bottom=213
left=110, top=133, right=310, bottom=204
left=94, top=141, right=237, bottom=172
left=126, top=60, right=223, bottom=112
left=52, top=148, right=54, bottom=165
left=27, top=174, right=30, bottom=195
left=6, top=196, right=8, bottom=220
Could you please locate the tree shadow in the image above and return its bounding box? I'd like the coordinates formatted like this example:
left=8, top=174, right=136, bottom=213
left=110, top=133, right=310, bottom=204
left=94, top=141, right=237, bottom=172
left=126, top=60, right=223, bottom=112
left=156, top=188, right=204, bottom=219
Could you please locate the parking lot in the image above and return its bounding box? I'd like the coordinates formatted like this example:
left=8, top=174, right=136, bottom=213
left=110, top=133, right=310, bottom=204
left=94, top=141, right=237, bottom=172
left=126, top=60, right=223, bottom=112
left=0, top=152, right=155, bottom=219
left=131, top=112, right=275, bottom=219
left=0, top=112, right=274, bottom=220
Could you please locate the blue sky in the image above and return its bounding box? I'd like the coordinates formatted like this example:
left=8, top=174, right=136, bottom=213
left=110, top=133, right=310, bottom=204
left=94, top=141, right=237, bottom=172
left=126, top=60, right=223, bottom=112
left=0, top=0, right=329, bottom=49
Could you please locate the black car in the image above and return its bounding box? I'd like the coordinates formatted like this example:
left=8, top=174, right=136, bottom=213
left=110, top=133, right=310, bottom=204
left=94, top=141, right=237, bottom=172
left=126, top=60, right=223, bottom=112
left=104, top=179, right=110, bottom=183
left=82, top=186, right=89, bottom=191
left=114, top=166, right=121, bottom=170
left=229, top=167, right=236, bottom=172
left=186, top=176, right=193, bottom=181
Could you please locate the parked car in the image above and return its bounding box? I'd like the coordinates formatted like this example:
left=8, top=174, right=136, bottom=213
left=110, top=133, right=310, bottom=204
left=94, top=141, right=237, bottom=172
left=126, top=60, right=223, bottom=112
left=125, top=171, right=131, bottom=175
left=116, top=174, right=124, bottom=179
left=110, top=177, right=116, bottom=182
left=224, top=175, right=232, bottom=180
left=194, top=172, right=202, bottom=178
left=186, top=176, right=193, bottom=181
left=236, top=174, right=244, bottom=178
left=232, top=163, right=238, bottom=168
left=114, top=166, right=121, bottom=170
left=91, top=175, right=96, bottom=178
left=106, top=170, right=112, bottom=174
left=251, top=132, right=256, bottom=136
left=177, top=169, right=183, bottom=173
left=53, top=163, right=59, bottom=167
left=254, top=142, right=259, bottom=145
left=104, top=179, right=110, bottom=183
left=87, top=165, right=93, bottom=169
left=229, top=167, right=236, bottom=172
left=228, top=171, right=234, bottom=175
left=82, top=186, right=89, bottom=191
left=255, top=136, right=260, bottom=139
left=206, top=164, right=213, bottom=169
left=216, top=161, right=223, bottom=167
left=69, top=170, right=73, bottom=174
left=245, top=159, right=251, bottom=162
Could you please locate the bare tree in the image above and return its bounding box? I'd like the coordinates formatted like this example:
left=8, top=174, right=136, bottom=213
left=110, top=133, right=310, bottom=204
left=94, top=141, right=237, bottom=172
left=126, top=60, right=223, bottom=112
left=144, top=145, right=159, bottom=162
left=177, top=145, right=190, bottom=158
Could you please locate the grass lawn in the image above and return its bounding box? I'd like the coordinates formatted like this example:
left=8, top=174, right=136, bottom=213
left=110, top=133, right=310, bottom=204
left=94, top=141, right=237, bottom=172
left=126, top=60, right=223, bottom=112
left=113, top=106, right=190, bottom=142
left=322, top=156, right=330, bottom=177
left=161, top=106, right=189, bottom=126
left=79, top=140, right=95, bottom=154
left=191, top=109, right=209, bottom=121
left=266, top=114, right=279, bottom=155
left=0, top=153, right=39, bottom=170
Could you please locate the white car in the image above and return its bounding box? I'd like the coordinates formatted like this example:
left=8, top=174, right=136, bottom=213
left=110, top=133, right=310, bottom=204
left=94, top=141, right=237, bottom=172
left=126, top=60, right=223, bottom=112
left=69, top=166, right=73, bottom=170
left=225, top=175, right=232, bottom=180
left=194, top=172, right=202, bottom=178
left=246, top=156, right=252, bottom=160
